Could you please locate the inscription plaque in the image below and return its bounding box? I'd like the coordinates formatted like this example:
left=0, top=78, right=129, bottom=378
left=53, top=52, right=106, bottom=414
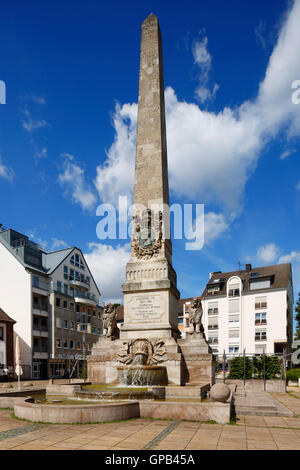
left=127, top=294, right=165, bottom=323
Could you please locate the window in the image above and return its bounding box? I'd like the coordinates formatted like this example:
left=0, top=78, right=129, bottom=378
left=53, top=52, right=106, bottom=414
left=255, top=345, right=266, bottom=355
left=56, top=339, right=61, bottom=348
left=207, top=286, right=220, bottom=295
left=255, top=331, right=267, bottom=341
left=76, top=341, right=81, bottom=350
left=0, top=327, right=3, bottom=341
left=255, top=297, right=267, bottom=309
left=64, top=284, right=68, bottom=295
left=69, top=269, right=75, bottom=280
left=63, top=320, right=68, bottom=329
left=97, top=328, right=101, bottom=335
left=208, top=319, right=218, bottom=330
left=33, top=276, right=39, bottom=288
left=80, top=324, right=87, bottom=332
left=63, top=339, right=68, bottom=349
left=86, top=276, right=90, bottom=285
left=255, top=313, right=267, bottom=325
left=208, top=336, right=218, bottom=345
left=69, top=340, right=74, bottom=349
left=70, top=303, right=74, bottom=311
left=56, top=298, right=61, bottom=308
left=228, top=283, right=240, bottom=297
left=70, top=287, right=74, bottom=298
left=229, top=299, right=239, bottom=313
left=250, top=280, right=271, bottom=290
left=70, top=321, right=75, bottom=330
left=208, top=302, right=218, bottom=315
left=97, top=312, right=101, bottom=319
left=92, top=327, right=96, bottom=334
left=229, top=330, right=240, bottom=339
left=63, top=300, right=68, bottom=309
left=64, top=266, right=68, bottom=280
left=57, top=281, right=62, bottom=292
left=56, top=317, right=62, bottom=328
left=229, top=314, right=240, bottom=326
left=229, top=346, right=239, bottom=354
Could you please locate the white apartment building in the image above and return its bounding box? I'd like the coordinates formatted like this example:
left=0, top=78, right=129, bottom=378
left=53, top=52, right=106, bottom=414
left=0, top=226, right=103, bottom=379
left=200, top=263, right=294, bottom=359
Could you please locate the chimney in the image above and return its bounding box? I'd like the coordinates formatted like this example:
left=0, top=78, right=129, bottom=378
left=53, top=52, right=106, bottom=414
left=246, top=264, right=252, bottom=272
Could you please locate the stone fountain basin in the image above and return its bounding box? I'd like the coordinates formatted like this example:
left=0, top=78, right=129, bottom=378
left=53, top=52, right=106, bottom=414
left=13, top=397, right=140, bottom=424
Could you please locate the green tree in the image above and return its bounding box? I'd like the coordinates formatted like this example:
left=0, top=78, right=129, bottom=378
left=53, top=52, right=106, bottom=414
left=295, top=292, right=300, bottom=341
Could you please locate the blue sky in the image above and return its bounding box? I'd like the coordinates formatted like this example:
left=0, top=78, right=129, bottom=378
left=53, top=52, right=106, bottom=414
left=0, top=0, right=300, bottom=309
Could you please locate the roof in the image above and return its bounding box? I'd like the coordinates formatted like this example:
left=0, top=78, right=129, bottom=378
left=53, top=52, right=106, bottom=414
left=0, top=308, right=16, bottom=324
left=42, top=247, right=74, bottom=273
left=0, top=229, right=101, bottom=296
left=202, top=263, right=292, bottom=298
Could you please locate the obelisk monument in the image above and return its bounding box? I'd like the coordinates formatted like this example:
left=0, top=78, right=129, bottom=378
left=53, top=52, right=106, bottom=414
left=88, top=15, right=214, bottom=387
left=121, top=13, right=180, bottom=342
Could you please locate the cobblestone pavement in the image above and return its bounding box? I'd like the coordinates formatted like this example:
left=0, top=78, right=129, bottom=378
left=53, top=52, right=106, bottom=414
left=1, top=392, right=300, bottom=450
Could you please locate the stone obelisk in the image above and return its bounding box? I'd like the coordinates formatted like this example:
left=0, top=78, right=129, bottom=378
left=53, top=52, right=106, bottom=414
left=121, top=14, right=180, bottom=343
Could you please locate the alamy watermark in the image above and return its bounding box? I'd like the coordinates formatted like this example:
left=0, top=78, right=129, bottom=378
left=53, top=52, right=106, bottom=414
left=0, top=80, right=6, bottom=104
left=95, top=196, right=205, bottom=251
left=291, top=80, right=300, bottom=104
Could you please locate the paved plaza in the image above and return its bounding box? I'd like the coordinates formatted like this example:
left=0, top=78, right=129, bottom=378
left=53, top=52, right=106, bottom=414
left=0, top=391, right=300, bottom=450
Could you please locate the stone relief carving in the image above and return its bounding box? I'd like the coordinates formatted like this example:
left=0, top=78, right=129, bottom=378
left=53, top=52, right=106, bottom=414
left=117, top=338, right=167, bottom=365
left=184, top=298, right=204, bottom=335
left=132, top=209, right=163, bottom=259
left=102, top=303, right=119, bottom=340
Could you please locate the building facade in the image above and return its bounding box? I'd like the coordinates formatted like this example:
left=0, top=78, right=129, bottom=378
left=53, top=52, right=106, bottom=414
left=200, top=263, right=294, bottom=359
left=0, top=226, right=103, bottom=379
left=0, top=308, right=15, bottom=378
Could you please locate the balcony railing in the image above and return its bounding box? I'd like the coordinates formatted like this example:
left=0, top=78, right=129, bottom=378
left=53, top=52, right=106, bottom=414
left=33, top=325, right=48, bottom=332
left=33, top=346, right=48, bottom=353
left=33, top=303, right=48, bottom=311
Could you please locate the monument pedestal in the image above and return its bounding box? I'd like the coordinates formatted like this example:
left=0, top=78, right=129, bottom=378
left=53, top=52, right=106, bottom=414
left=178, top=334, right=216, bottom=385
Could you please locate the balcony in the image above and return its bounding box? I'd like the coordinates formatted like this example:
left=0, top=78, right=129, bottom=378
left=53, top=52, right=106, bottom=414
left=68, top=276, right=90, bottom=290
left=74, top=291, right=97, bottom=306
left=208, top=325, right=219, bottom=331
left=32, top=303, right=48, bottom=317
left=32, top=277, right=50, bottom=295
left=32, top=324, right=48, bottom=338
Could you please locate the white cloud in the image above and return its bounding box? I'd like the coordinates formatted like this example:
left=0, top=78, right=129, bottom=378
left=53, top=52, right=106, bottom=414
left=84, top=243, right=131, bottom=301
left=51, top=238, right=68, bottom=250
left=280, top=148, right=296, bottom=159
left=257, top=243, right=280, bottom=263
left=254, top=21, right=267, bottom=51
left=0, top=156, right=14, bottom=182
left=22, top=109, right=48, bottom=133
left=34, top=147, right=47, bottom=161
left=94, top=103, right=137, bottom=206
left=204, top=212, right=229, bottom=244
left=95, top=1, right=300, bottom=229
left=278, top=250, right=300, bottom=296
left=192, top=36, right=219, bottom=104
left=58, top=153, right=97, bottom=211
left=279, top=251, right=300, bottom=264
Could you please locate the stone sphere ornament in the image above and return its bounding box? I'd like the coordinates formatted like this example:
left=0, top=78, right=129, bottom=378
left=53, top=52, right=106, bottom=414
left=210, top=383, right=231, bottom=403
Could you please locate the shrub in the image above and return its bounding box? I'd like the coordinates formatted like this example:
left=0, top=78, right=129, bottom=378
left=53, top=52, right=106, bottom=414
left=286, top=369, right=300, bottom=382
left=229, top=356, right=252, bottom=379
